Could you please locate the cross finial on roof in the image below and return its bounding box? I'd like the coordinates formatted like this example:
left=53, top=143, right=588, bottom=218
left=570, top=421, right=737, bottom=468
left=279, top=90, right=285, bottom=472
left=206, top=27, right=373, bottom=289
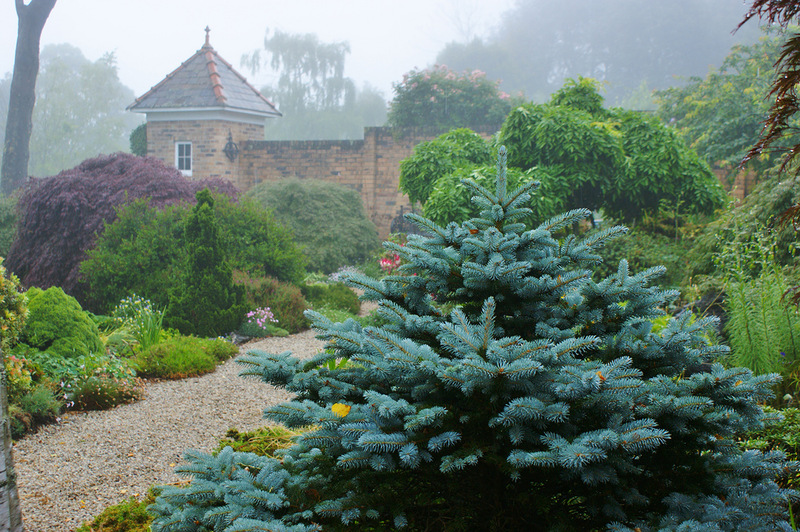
left=204, top=26, right=211, bottom=47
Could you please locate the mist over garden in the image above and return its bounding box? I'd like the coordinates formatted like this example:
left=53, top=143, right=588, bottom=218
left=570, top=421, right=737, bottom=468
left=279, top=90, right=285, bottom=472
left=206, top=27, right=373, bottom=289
left=3, top=1, right=800, bottom=530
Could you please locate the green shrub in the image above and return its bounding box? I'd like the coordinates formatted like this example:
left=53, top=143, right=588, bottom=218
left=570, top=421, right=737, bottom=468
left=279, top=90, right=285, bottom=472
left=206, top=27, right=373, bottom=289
left=70, top=374, right=143, bottom=411
left=301, top=282, right=360, bottom=315
left=215, top=195, right=307, bottom=284
left=21, top=286, right=103, bottom=359
left=76, top=490, right=157, bottom=532
left=398, top=127, right=492, bottom=205
left=0, top=195, right=17, bottom=259
left=423, top=164, right=563, bottom=227
left=0, top=257, right=27, bottom=352
left=81, top=200, right=185, bottom=313
left=131, top=336, right=236, bottom=379
left=166, top=190, right=248, bottom=337
left=215, top=426, right=304, bottom=457
left=129, top=123, right=147, bottom=157
left=246, top=179, right=380, bottom=273
left=9, top=382, right=61, bottom=438
left=81, top=194, right=306, bottom=315
left=202, top=337, right=239, bottom=362
left=234, top=272, right=310, bottom=333
left=686, top=169, right=800, bottom=282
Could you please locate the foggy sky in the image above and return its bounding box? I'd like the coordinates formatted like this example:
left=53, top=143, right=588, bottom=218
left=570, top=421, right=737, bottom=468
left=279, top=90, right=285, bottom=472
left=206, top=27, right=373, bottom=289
left=0, top=0, right=514, bottom=101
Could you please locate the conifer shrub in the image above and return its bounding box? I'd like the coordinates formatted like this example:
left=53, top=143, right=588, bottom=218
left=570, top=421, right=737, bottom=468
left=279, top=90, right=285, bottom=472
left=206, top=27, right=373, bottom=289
left=150, top=149, right=793, bottom=531
left=131, top=336, right=236, bottom=380
left=246, top=179, right=380, bottom=273
left=301, top=281, right=360, bottom=315
left=81, top=200, right=186, bottom=313
left=21, top=286, right=104, bottom=359
left=165, top=190, right=247, bottom=337
left=129, top=123, right=147, bottom=157
left=5, top=153, right=238, bottom=303
left=82, top=194, right=305, bottom=315
left=234, top=272, right=310, bottom=334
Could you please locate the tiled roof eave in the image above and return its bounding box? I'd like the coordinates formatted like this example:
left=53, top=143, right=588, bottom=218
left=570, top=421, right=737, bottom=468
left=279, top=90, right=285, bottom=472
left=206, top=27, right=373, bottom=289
left=134, top=105, right=282, bottom=118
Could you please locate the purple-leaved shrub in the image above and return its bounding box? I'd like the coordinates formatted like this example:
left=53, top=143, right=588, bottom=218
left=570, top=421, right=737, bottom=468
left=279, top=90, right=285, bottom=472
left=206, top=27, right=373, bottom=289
left=5, top=153, right=238, bottom=303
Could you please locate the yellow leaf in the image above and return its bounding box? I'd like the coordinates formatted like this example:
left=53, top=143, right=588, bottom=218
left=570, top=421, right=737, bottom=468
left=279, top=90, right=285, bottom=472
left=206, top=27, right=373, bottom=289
left=331, top=403, right=351, bottom=417
left=735, top=380, right=743, bottom=386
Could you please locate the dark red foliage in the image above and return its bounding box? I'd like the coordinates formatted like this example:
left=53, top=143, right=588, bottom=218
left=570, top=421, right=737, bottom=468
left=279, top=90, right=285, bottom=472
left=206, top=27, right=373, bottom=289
left=5, top=152, right=239, bottom=303
left=738, top=2, right=800, bottom=175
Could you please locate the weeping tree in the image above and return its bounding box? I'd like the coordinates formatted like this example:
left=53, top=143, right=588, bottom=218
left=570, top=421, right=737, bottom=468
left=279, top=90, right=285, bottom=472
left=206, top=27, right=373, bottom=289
left=1, top=0, right=57, bottom=196
left=241, top=28, right=386, bottom=140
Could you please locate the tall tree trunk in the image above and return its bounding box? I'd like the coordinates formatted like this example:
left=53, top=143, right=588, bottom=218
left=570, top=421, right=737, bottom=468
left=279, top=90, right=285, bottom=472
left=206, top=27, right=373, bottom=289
left=0, top=354, right=22, bottom=532
left=1, top=0, right=57, bottom=196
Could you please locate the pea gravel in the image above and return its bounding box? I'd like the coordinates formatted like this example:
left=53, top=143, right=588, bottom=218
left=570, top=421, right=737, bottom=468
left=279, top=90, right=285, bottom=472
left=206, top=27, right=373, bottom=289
left=13, top=329, right=328, bottom=532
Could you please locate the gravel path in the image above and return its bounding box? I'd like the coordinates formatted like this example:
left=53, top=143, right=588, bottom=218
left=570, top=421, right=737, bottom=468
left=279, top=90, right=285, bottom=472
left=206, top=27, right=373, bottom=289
left=13, top=329, right=328, bottom=532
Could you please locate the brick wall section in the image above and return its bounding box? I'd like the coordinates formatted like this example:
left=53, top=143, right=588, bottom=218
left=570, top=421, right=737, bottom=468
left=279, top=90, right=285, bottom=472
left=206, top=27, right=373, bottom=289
left=713, top=166, right=758, bottom=203
left=147, top=120, right=264, bottom=180
left=146, top=120, right=497, bottom=238
left=239, top=126, right=498, bottom=237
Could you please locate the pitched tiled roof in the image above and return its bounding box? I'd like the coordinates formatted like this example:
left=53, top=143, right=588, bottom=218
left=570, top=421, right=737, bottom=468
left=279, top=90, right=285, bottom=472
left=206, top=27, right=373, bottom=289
left=128, top=30, right=281, bottom=118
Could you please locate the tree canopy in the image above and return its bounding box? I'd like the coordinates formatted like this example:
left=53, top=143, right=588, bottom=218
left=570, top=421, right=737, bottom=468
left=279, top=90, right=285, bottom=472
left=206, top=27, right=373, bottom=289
left=1, top=0, right=57, bottom=197
left=436, top=0, right=760, bottom=105
left=655, top=27, right=785, bottom=176
left=241, top=28, right=386, bottom=140
left=0, top=44, right=141, bottom=178
left=738, top=2, right=800, bottom=176
left=406, top=78, right=726, bottom=226
left=387, top=64, right=517, bottom=131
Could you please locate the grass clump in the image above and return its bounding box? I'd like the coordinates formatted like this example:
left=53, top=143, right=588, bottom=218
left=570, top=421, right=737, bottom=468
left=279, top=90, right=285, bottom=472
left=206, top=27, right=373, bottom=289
left=70, top=374, right=143, bottom=411
left=75, top=489, right=158, bottom=532
left=131, top=336, right=237, bottom=379
left=215, top=426, right=305, bottom=457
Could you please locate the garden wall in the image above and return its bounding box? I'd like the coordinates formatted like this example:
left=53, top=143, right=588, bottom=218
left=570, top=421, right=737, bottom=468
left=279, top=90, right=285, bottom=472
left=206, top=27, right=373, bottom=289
left=237, top=126, right=498, bottom=238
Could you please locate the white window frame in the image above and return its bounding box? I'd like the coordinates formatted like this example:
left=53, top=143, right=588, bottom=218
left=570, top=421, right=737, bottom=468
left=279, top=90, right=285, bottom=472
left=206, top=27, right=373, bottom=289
left=175, top=141, right=193, bottom=176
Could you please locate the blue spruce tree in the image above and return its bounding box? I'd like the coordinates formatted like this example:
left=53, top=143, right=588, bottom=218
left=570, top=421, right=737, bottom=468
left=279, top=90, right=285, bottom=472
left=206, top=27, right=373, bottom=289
left=150, top=148, right=794, bottom=531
